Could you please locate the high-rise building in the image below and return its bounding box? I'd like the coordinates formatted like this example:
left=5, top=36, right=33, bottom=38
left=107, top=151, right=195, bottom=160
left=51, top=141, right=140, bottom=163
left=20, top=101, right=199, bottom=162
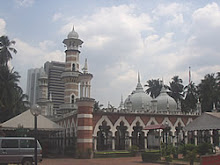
left=44, top=61, right=65, bottom=116
left=26, top=68, right=44, bottom=106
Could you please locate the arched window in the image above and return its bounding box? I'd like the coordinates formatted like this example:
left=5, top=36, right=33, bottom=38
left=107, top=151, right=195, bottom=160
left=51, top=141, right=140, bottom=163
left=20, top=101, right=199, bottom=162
left=72, top=63, right=75, bottom=71
left=71, top=95, right=75, bottom=104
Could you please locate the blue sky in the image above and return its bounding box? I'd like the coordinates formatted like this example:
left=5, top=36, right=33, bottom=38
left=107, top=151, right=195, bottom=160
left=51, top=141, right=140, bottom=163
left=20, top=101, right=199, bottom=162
left=1, top=0, right=220, bottom=107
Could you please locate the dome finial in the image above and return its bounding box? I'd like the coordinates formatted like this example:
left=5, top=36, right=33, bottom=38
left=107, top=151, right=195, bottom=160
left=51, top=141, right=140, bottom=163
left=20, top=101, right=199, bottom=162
left=138, top=71, right=140, bottom=83
left=82, top=58, right=88, bottom=73
left=67, top=25, right=79, bottom=39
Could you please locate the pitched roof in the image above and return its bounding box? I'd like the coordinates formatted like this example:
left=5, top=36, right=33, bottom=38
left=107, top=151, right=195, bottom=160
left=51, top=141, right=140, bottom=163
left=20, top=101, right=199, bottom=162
left=0, top=109, right=63, bottom=131
left=184, top=112, right=220, bottom=131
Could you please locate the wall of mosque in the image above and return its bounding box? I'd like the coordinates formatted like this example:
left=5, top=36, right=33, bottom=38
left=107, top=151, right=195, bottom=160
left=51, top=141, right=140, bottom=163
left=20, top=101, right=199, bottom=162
left=57, top=111, right=198, bottom=152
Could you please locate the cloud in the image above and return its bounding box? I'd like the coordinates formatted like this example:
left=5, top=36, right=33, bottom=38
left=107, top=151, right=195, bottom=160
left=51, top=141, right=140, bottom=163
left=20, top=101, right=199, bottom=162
left=12, top=38, right=64, bottom=92
left=0, top=18, right=6, bottom=36
left=180, top=2, right=220, bottom=68
left=152, top=3, right=189, bottom=29
left=52, top=13, right=63, bottom=22
left=7, top=2, right=220, bottom=107
left=39, top=40, right=56, bottom=51
left=14, top=0, right=34, bottom=7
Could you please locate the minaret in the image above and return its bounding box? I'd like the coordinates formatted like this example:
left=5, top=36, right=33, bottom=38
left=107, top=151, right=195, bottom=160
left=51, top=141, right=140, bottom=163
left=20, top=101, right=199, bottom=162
left=79, top=58, right=93, bottom=98
left=37, top=67, right=49, bottom=116
left=60, top=26, right=83, bottom=114
left=76, top=58, right=94, bottom=158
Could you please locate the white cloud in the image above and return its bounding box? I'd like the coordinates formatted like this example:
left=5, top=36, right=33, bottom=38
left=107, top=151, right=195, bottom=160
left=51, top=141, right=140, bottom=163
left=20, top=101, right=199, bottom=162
left=152, top=3, right=188, bottom=29
left=39, top=40, right=56, bottom=51
left=192, top=2, right=220, bottom=28
left=12, top=38, right=64, bottom=91
left=14, top=0, right=34, bottom=7
left=153, top=3, right=185, bottom=16
left=144, top=32, right=175, bottom=55
left=0, top=18, right=6, bottom=36
left=6, top=2, right=220, bottom=107
left=52, top=13, right=63, bottom=22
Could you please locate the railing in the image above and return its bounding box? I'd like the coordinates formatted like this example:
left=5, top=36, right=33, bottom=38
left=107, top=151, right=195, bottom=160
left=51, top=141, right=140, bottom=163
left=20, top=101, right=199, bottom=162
left=61, top=71, right=79, bottom=78
left=59, top=103, right=77, bottom=110
left=100, top=108, right=199, bottom=116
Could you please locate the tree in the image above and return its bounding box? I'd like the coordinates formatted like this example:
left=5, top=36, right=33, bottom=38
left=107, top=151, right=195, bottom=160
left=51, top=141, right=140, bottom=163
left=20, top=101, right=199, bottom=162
left=182, top=82, right=198, bottom=113
left=169, top=76, right=184, bottom=102
left=198, top=73, right=218, bottom=112
left=0, top=35, right=17, bottom=67
left=145, top=79, right=162, bottom=98
left=94, top=101, right=103, bottom=112
left=0, top=35, right=28, bottom=122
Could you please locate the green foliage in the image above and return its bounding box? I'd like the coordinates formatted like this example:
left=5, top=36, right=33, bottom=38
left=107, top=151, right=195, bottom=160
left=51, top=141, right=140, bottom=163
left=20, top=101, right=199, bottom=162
left=182, top=82, right=198, bottom=113
left=129, top=145, right=139, bottom=156
left=169, top=75, right=184, bottom=102
left=141, top=151, right=161, bottom=162
left=178, top=144, right=196, bottom=156
left=185, top=149, right=197, bottom=165
left=197, top=143, right=213, bottom=156
left=165, top=155, right=172, bottom=162
left=178, top=144, right=197, bottom=165
left=198, top=73, right=219, bottom=112
left=0, top=35, right=29, bottom=122
left=161, top=143, right=175, bottom=156
left=145, top=71, right=220, bottom=113
left=145, top=79, right=163, bottom=98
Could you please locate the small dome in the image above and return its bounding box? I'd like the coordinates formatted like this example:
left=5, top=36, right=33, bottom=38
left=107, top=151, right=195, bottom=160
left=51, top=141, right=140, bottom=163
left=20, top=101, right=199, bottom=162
left=124, top=73, right=152, bottom=110
left=156, top=86, right=177, bottom=111
left=67, top=26, right=79, bottom=39
left=39, top=67, right=48, bottom=79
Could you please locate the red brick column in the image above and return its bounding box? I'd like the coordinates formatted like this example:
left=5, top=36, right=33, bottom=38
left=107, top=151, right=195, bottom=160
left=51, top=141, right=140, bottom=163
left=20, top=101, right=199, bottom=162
left=76, top=98, right=94, bottom=158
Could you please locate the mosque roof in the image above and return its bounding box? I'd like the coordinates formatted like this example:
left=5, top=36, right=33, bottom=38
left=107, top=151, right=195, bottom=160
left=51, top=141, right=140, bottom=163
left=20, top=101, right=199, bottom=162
left=156, top=85, right=177, bottom=111
left=124, top=73, right=152, bottom=110
left=67, top=26, right=79, bottom=39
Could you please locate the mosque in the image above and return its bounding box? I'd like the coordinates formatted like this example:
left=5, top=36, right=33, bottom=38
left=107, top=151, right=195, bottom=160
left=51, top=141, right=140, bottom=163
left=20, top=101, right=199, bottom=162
left=34, top=27, right=203, bottom=157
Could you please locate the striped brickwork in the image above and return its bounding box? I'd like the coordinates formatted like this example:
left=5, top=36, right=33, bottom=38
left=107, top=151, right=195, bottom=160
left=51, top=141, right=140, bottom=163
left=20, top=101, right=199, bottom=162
left=76, top=98, right=95, bottom=154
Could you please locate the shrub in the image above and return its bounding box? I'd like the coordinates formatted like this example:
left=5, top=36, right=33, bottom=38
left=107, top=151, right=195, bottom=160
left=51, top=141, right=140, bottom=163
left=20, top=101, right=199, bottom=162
left=178, top=144, right=196, bottom=156
left=185, top=149, right=197, bottom=165
left=129, top=145, right=139, bottom=156
left=165, top=155, right=172, bottom=162
left=197, top=143, right=213, bottom=156
left=141, top=151, right=160, bottom=162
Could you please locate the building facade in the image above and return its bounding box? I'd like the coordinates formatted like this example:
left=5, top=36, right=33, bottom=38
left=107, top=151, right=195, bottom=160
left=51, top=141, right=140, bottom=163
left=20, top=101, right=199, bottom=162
left=26, top=68, right=44, bottom=105
left=30, top=27, right=218, bottom=157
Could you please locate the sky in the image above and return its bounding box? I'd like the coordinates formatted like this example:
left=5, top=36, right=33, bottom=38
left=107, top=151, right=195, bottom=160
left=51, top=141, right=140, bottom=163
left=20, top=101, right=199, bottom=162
left=1, top=0, right=220, bottom=107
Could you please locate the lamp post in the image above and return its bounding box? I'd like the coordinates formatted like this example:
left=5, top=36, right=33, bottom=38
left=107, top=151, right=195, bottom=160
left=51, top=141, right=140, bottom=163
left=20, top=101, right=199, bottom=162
left=30, top=104, right=41, bottom=165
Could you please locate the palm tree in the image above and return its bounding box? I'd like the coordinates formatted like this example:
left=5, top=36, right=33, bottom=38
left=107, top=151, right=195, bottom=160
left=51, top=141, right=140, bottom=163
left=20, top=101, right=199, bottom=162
left=182, top=82, right=198, bottom=113
left=169, top=76, right=184, bottom=102
left=145, top=79, right=162, bottom=98
left=94, top=101, right=103, bottom=112
left=0, top=35, right=17, bottom=67
left=198, top=73, right=218, bottom=112
left=0, top=36, right=28, bottom=122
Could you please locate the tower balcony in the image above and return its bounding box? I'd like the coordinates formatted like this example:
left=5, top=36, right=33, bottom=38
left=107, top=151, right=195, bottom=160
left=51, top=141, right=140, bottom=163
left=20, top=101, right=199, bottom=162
left=59, top=103, right=77, bottom=110
left=61, top=71, right=80, bottom=78
left=61, top=71, right=81, bottom=83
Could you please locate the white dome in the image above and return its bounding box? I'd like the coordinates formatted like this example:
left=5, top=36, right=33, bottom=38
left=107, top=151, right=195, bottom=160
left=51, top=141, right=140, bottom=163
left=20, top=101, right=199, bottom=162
left=156, top=86, right=177, bottom=111
left=67, top=26, right=79, bottom=39
left=124, top=73, right=152, bottom=110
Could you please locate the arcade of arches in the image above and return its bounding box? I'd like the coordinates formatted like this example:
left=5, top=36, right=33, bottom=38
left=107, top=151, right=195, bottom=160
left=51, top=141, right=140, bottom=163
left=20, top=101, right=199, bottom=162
left=56, top=113, right=219, bottom=152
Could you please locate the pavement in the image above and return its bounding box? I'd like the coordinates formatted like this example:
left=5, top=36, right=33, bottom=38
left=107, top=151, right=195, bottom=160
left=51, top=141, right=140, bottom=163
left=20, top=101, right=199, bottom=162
left=39, top=156, right=191, bottom=165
